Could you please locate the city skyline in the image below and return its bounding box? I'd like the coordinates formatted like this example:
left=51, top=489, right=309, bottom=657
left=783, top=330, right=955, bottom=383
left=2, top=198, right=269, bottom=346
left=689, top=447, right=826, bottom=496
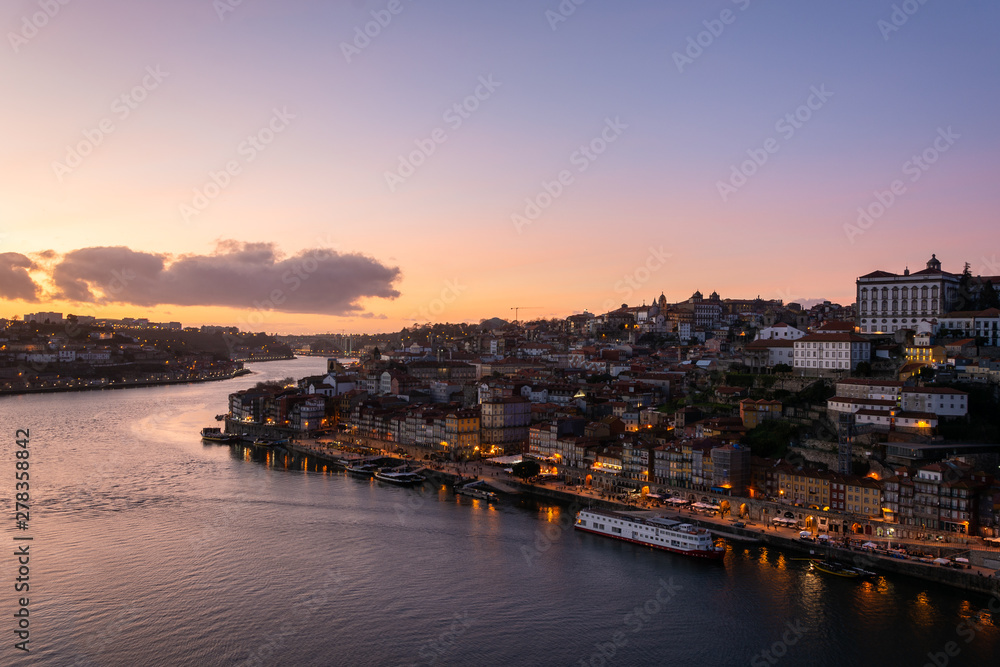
left=2, top=0, right=998, bottom=333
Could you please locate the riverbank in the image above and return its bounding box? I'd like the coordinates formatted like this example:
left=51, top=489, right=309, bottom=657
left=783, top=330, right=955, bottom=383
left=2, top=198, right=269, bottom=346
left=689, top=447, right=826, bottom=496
left=276, top=437, right=1000, bottom=597
left=0, top=367, right=251, bottom=397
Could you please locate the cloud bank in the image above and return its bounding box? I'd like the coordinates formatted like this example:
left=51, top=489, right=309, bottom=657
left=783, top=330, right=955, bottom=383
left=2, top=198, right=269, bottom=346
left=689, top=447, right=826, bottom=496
left=0, top=253, right=40, bottom=302
left=2, top=242, right=400, bottom=315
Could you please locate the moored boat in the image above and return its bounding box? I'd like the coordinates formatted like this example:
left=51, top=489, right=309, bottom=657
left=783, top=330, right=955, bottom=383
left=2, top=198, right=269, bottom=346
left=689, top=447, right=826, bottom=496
left=811, top=560, right=861, bottom=578
left=455, top=481, right=498, bottom=502
left=346, top=463, right=379, bottom=478
left=201, top=427, right=238, bottom=443
left=374, top=469, right=426, bottom=486
left=574, top=509, right=725, bottom=560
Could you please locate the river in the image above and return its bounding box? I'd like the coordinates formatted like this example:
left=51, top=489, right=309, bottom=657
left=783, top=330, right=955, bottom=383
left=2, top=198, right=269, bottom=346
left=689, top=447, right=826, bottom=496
left=3, top=357, right=997, bottom=666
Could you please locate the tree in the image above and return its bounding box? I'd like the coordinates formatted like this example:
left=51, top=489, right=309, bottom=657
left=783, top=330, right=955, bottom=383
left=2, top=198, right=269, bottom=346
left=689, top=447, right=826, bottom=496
left=855, top=361, right=872, bottom=377
left=740, top=420, right=799, bottom=458
left=772, top=363, right=792, bottom=374
left=956, top=262, right=975, bottom=310
left=978, top=280, right=1000, bottom=310
left=511, top=460, right=541, bottom=480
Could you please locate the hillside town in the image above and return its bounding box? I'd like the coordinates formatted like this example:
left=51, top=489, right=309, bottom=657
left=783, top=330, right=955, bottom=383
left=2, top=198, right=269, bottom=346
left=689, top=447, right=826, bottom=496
left=219, top=255, right=1000, bottom=546
left=0, top=314, right=292, bottom=393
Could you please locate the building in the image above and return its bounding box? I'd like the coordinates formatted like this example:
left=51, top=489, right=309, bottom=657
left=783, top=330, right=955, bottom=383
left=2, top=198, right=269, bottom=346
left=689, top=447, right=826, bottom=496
left=444, top=409, right=481, bottom=457
left=938, top=308, right=1000, bottom=346
left=738, top=399, right=782, bottom=428
left=23, top=312, right=63, bottom=324
left=793, top=332, right=871, bottom=375
left=904, top=345, right=946, bottom=365
left=776, top=467, right=833, bottom=509
left=755, top=323, right=806, bottom=341
left=899, top=387, right=968, bottom=418
left=480, top=397, right=530, bottom=453
left=830, top=475, right=883, bottom=517
left=710, top=443, right=751, bottom=494
left=743, top=339, right=795, bottom=371
left=856, top=254, right=960, bottom=335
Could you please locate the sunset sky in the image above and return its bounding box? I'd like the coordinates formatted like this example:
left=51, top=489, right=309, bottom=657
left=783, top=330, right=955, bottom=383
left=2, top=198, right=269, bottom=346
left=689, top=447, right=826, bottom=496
left=2, top=0, right=998, bottom=333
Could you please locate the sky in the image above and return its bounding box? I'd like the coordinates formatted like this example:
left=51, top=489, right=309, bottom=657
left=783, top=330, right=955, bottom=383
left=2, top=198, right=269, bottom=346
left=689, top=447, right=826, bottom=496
left=1, top=0, right=998, bottom=334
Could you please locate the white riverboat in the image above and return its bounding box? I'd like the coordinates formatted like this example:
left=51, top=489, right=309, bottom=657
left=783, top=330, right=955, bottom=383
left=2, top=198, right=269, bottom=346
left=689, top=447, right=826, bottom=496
left=574, top=509, right=725, bottom=560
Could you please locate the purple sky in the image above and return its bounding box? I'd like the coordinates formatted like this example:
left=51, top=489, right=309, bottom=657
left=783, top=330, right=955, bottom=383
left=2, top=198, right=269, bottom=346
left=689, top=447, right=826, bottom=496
left=2, top=0, right=998, bottom=332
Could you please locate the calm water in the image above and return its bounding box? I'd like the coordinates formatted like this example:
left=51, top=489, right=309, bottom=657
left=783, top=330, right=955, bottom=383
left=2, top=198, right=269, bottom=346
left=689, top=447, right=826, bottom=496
left=3, top=357, right=998, bottom=666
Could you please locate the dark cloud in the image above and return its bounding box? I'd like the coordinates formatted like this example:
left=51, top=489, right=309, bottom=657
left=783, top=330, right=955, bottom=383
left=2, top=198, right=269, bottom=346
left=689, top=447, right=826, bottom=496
left=0, top=253, right=41, bottom=301
left=50, top=242, right=400, bottom=315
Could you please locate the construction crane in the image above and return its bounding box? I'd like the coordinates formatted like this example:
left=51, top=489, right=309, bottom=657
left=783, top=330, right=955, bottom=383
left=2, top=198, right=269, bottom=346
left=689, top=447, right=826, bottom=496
left=510, top=306, right=541, bottom=326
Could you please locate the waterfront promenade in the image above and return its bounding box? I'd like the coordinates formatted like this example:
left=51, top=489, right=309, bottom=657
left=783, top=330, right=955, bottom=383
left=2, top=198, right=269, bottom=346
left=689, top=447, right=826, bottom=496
left=276, top=435, right=1000, bottom=596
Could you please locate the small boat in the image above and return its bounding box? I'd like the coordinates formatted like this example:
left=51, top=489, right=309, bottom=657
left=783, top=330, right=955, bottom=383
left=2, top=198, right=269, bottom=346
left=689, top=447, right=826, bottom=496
left=346, top=463, right=379, bottom=478
left=251, top=438, right=275, bottom=448
left=455, top=481, right=498, bottom=502
left=849, top=566, right=878, bottom=578
left=375, top=469, right=427, bottom=486
left=811, top=560, right=861, bottom=578
left=201, top=427, right=238, bottom=443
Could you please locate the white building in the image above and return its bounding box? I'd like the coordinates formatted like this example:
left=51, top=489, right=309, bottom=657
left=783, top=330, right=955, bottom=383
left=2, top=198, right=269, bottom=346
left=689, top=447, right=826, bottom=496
left=856, top=254, right=960, bottom=335
left=744, top=339, right=795, bottom=370
left=900, top=387, right=968, bottom=417
left=834, top=378, right=904, bottom=401
left=23, top=312, right=63, bottom=324
left=855, top=409, right=937, bottom=432
left=793, top=333, right=871, bottom=374
left=938, top=308, right=1000, bottom=346
left=826, top=396, right=898, bottom=416
left=755, top=323, right=806, bottom=341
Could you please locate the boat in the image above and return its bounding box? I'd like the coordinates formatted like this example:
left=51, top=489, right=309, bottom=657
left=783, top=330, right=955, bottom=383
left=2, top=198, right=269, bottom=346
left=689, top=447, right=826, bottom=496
left=200, top=427, right=238, bottom=443
left=849, top=566, right=878, bottom=578
left=811, top=560, right=861, bottom=578
left=251, top=438, right=275, bottom=448
left=455, top=481, right=498, bottom=502
left=346, top=463, right=379, bottom=478
left=574, top=509, right=725, bottom=559
left=374, top=469, right=426, bottom=486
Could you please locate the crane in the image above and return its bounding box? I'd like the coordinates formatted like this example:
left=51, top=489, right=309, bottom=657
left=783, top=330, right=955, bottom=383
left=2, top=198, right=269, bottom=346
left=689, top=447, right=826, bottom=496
left=510, top=306, right=541, bottom=326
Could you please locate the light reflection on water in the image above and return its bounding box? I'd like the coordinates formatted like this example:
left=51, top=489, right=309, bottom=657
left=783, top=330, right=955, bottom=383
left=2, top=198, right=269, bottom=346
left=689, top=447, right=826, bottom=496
left=3, top=357, right=999, bottom=666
